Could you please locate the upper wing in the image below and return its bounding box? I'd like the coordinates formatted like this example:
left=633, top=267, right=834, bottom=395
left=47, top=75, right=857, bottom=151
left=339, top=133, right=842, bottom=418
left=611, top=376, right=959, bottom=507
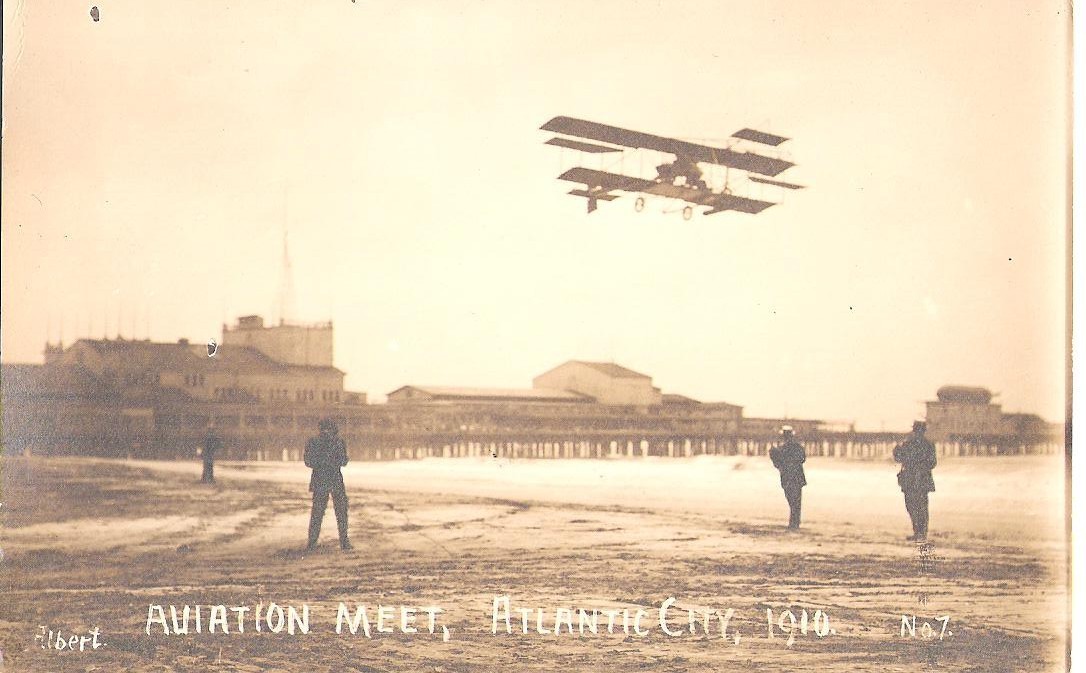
left=731, top=128, right=790, bottom=146
left=542, top=116, right=795, bottom=177
left=545, top=137, right=622, bottom=153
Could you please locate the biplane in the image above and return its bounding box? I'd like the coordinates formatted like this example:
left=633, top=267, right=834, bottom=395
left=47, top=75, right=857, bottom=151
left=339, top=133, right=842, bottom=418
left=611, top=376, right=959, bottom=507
left=540, top=116, right=804, bottom=219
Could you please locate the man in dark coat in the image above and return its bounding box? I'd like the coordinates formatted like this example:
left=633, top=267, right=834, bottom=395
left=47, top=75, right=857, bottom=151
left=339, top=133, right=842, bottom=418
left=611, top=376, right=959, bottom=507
left=304, top=418, right=352, bottom=551
left=894, top=420, right=937, bottom=541
left=201, top=426, right=222, bottom=484
left=769, top=425, right=807, bottom=529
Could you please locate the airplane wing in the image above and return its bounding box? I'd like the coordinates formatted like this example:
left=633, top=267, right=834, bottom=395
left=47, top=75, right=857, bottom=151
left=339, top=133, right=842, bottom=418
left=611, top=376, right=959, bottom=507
left=555, top=167, right=656, bottom=213
left=644, top=182, right=775, bottom=214
left=568, top=189, right=620, bottom=201
left=556, top=166, right=656, bottom=193
left=702, top=192, right=777, bottom=215
left=545, top=137, right=621, bottom=153
left=749, top=175, right=805, bottom=190
left=542, top=116, right=795, bottom=177
left=556, top=167, right=776, bottom=216
left=641, top=181, right=720, bottom=206
left=731, top=128, right=790, bottom=146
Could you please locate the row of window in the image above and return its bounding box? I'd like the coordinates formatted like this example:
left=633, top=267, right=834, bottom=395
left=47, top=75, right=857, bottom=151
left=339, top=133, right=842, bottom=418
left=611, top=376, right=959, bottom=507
left=179, top=374, right=340, bottom=405
left=123, top=372, right=161, bottom=386
left=155, top=413, right=740, bottom=434
left=205, top=387, right=341, bottom=403
left=214, top=387, right=253, bottom=401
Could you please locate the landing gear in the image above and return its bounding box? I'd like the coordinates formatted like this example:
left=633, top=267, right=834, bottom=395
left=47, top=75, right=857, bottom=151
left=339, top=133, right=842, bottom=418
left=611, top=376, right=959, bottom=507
left=682, top=206, right=693, bottom=221
left=634, top=196, right=645, bottom=212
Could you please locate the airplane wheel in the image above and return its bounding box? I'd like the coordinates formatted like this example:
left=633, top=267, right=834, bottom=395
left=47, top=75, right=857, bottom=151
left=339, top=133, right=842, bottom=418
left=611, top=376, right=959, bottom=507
left=635, top=197, right=645, bottom=212
left=682, top=206, right=693, bottom=221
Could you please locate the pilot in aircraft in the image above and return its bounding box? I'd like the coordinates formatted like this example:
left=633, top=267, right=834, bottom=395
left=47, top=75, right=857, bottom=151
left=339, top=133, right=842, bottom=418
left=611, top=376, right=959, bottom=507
left=655, top=157, right=709, bottom=190
left=769, top=425, right=807, bottom=529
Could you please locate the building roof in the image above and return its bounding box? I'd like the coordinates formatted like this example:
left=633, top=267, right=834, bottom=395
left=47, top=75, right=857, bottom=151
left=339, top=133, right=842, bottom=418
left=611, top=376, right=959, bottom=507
left=1, top=361, right=194, bottom=406
left=389, top=385, right=593, bottom=403
left=2, top=362, right=113, bottom=402
left=76, top=338, right=344, bottom=376
left=1001, top=412, right=1044, bottom=421
left=1, top=363, right=43, bottom=379
left=228, top=316, right=333, bottom=331
left=662, top=393, right=701, bottom=405
left=699, top=401, right=744, bottom=411
left=82, top=338, right=203, bottom=370
left=935, top=385, right=993, bottom=404
left=567, top=361, right=651, bottom=379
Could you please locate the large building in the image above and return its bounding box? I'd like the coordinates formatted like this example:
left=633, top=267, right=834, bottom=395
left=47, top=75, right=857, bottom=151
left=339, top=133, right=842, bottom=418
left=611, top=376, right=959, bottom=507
left=925, top=386, right=1004, bottom=441
left=3, top=317, right=362, bottom=458
left=533, top=361, right=663, bottom=407
left=221, top=315, right=334, bottom=368
left=45, top=333, right=346, bottom=406
left=388, top=362, right=743, bottom=446
left=2, top=336, right=1062, bottom=461
left=925, top=385, right=1061, bottom=444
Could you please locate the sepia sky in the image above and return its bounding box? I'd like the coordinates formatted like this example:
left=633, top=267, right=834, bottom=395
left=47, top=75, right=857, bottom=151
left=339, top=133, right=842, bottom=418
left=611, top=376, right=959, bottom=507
left=2, top=1, right=1069, bottom=429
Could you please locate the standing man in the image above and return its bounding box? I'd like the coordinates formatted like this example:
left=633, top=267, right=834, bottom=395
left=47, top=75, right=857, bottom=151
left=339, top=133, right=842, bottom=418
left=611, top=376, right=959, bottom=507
left=304, top=418, right=352, bottom=551
left=201, top=425, right=222, bottom=484
left=769, top=425, right=807, bottom=529
left=894, top=419, right=937, bottom=541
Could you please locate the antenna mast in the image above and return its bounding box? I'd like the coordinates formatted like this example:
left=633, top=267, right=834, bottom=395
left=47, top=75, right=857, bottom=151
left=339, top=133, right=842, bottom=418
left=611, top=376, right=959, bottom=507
left=277, top=188, right=297, bottom=325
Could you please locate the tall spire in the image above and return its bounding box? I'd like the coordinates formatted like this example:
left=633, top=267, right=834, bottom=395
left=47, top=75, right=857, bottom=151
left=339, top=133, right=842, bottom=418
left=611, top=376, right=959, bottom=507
left=277, top=218, right=297, bottom=326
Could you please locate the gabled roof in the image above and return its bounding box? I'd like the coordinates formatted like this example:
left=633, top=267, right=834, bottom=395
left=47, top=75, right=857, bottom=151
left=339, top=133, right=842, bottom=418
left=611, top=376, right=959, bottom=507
left=1, top=361, right=199, bottom=406
left=74, top=338, right=344, bottom=376
left=566, top=361, right=650, bottom=379
left=389, top=385, right=593, bottom=403
left=662, top=393, right=701, bottom=405
left=80, top=339, right=204, bottom=370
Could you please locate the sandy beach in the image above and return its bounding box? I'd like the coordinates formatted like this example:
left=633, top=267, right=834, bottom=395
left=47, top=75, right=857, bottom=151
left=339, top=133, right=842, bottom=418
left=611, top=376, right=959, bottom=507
left=0, top=454, right=1068, bottom=671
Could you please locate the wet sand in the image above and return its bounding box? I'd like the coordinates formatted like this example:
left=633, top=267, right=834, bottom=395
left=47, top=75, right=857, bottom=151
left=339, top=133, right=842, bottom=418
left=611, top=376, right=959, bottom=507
left=0, top=455, right=1068, bottom=672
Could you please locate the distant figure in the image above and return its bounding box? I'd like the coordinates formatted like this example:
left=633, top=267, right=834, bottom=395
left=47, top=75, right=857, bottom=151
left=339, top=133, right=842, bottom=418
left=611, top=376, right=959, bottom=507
left=894, top=420, right=937, bottom=541
left=769, top=425, right=807, bottom=529
left=305, top=418, right=352, bottom=551
left=201, top=427, right=222, bottom=484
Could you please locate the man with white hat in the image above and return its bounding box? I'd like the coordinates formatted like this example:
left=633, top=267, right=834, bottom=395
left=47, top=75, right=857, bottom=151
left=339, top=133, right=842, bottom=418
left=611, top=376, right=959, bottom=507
left=769, top=425, right=807, bottom=529
left=893, top=419, right=937, bottom=542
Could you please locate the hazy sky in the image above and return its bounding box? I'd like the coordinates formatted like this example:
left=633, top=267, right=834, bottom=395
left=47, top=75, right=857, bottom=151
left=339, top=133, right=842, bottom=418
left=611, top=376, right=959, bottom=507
left=2, top=1, right=1069, bottom=429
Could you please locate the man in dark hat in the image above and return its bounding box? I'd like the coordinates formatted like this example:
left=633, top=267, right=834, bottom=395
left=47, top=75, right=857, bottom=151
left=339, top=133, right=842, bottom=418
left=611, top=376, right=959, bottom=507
left=893, top=420, right=937, bottom=541
left=201, top=425, right=223, bottom=484
left=769, top=425, right=807, bottom=529
left=304, top=418, right=352, bottom=551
